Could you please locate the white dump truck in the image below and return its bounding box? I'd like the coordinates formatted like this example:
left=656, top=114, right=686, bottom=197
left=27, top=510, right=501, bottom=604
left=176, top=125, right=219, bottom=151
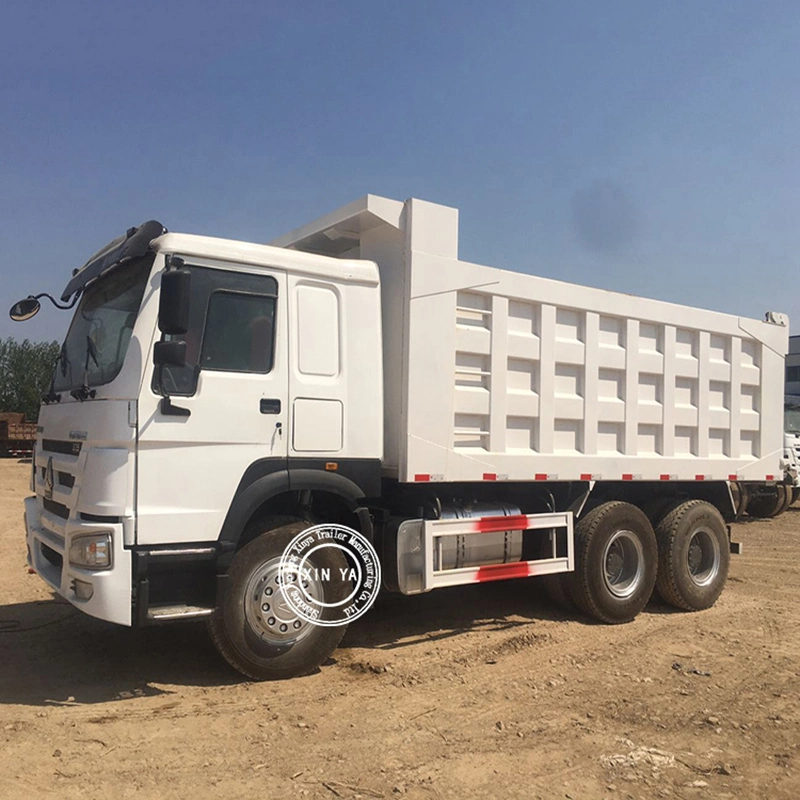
left=783, top=396, right=800, bottom=507
left=12, top=195, right=789, bottom=679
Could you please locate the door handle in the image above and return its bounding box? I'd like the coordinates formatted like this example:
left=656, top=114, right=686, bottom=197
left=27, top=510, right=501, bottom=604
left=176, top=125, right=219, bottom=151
left=260, top=398, right=281, bottom=414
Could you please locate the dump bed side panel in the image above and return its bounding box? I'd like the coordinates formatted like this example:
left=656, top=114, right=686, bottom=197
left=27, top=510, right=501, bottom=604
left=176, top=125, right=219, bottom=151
left=402, top=251, right=787, bottom=483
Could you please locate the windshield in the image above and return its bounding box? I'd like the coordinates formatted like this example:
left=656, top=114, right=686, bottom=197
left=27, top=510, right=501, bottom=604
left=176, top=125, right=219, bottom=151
left=785, top=408, right=800, bottom=434
left=53, top=256, right=153, bottom=393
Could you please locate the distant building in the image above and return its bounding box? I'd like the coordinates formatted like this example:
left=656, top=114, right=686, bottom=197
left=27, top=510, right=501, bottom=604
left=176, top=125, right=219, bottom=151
left=786, top=335, right=800, bottom=397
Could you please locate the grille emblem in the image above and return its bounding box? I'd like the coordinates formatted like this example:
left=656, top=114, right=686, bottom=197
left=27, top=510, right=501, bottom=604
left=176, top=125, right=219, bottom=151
left=44, top=457, right=54, bottom=500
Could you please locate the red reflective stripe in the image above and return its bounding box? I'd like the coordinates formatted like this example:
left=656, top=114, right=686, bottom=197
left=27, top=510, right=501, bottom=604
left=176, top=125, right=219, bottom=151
left=659, top=474, right=670, bottom=481
left=414, top=474, right=430, bottom=482
left=475, top=514, right=530, bottom=533
left=483, top=473, right=497, bottom=481
left=622, top=474, right=633, bottom=481
left=766, top=474, right=775, bottom=481
left=728, top=474, right=737, bottom=481
left=535, top=473, right=548, bottom=481
left=580, top=473, right=592, bottom=481
left=476, top=561, right=531, bottom=582
left=695, top=475, right=705, bottom=481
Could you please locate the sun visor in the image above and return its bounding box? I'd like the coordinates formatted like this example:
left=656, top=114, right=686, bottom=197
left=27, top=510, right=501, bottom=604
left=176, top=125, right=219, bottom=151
left=61, top=220, right=166, bottom=301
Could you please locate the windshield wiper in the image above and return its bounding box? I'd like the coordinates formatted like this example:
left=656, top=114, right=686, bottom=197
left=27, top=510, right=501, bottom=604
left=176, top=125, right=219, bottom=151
left=70, top=336, right=99, bottom=401
left=42, top=343, right=68, bottom=404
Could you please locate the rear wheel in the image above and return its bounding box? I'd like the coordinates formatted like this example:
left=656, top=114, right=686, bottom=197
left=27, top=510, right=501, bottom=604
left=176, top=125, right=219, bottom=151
left=746, top=485, right=791, bottom=519
left=792, top=487, right=800, bottom=506
left=654, top=500, right=729, bottom=611
left=780, top=485, right=793, bottom=515
left=208, top=518, right=351, bottom=680
left=566, top=502, right=657, bottom=624
left=728, top=482, right=748, bottom=518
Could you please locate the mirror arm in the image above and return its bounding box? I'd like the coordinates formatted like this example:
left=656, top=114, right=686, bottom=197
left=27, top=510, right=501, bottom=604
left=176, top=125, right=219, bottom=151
left=160, top=396, right=191, bottom=417
left=32, top=292, right=80, bottom=311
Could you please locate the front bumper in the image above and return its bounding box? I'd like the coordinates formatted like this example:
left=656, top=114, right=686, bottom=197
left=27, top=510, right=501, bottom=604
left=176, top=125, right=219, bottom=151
left=25, top=496, right=133, bottom=626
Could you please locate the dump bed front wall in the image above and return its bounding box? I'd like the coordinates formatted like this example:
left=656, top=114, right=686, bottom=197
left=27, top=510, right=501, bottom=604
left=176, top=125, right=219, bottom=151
left=401, top=252, right=787, bottom=483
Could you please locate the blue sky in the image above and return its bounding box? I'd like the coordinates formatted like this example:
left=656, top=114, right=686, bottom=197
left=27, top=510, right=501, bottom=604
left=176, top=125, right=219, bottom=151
left=2, top=0, right=799, bottom=343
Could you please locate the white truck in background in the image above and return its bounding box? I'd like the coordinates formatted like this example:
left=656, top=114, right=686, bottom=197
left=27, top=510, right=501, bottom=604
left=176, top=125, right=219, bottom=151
left=783, top=397, right=800, bottom=507
left=11, top=195, right=790, bottom=680
left=737, top=396, right=800, bottom=518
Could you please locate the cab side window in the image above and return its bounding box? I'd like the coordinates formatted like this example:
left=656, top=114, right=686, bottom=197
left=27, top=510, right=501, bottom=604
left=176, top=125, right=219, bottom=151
left=158, top=266, right=278, bottom=396
left=201, top=291, right=276, bottom=373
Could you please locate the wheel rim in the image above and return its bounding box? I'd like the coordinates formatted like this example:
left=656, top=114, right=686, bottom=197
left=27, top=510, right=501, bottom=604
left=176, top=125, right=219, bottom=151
left=686, top=527, right=721, bottom=587
left=602, top=530, right=644, bottom=598
left=243, top=556, right=323, bottom=644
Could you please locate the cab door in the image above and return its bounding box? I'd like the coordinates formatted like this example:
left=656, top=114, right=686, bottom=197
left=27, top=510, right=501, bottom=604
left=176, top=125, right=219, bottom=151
left=136, top=263, right=288, bottom=545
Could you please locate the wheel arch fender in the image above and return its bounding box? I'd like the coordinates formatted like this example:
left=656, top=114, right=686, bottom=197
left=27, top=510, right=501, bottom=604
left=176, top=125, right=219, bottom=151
left=218, top=466, right=373, bottom=552
left=219, top=469, right=292, bottom=547
left=288, top=469, right=365, bottom=506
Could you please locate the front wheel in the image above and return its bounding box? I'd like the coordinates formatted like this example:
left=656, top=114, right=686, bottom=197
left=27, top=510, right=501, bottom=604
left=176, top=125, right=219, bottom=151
left=208, top=518, right=351, bottom=680
left=566, top=502, right=657, bottom=624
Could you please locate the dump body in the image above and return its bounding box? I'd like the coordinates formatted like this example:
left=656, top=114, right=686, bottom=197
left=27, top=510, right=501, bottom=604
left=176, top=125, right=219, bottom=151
left=272, top=195, right=788, bottom=485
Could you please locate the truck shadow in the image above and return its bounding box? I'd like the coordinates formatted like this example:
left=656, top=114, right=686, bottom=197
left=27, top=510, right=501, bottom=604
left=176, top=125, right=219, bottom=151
left=0, top=598, right=236, bottom=707
left=342, top=579, right=578, bottom=651
left=0, top=581, right=583, bottom=707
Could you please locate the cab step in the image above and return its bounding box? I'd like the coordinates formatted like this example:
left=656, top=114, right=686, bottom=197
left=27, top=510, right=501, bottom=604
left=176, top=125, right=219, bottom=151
left=147, top=604, right=215, bottom=622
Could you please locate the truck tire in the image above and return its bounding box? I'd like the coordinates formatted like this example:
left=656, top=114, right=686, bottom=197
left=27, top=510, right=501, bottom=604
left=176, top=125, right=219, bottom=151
left=779, top=485, right=794, bottom=515
left=639, top=497, right=678, bottom=527
left=654, top=500, right=729, bottom=611
left=541, top=572, right=577, bottom=613
left=746, top=485, right=790, bottom=519
left=566, top=502, right=657, bottom=624
left=533, top=529, right=576, bottom=613
left=728, top=482, right=748, bottom=518
left=208, top=518, right=351, bottom=680
left=792, top=487, right=800, bottom=506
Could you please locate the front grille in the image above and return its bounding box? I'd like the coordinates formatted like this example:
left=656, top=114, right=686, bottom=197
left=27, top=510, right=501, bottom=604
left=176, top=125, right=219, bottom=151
left=39, top=467, right=76, bottom=489
left=58, top=472, right=75, bottom=488
left=80, top=512, right=120, bottom=523
left=42, top=439, right=82, bottom=457
left=43, top=498, right=70, bottom=519
left=41, top=543, right=63, bottom=569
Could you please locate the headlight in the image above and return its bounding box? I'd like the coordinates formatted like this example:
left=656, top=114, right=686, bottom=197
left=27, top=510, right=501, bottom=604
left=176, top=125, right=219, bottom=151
left=69, top=533, right=112, bottom=569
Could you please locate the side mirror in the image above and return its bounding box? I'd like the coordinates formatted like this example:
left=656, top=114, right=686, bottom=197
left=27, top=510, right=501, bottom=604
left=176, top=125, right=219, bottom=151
left=158, top=269, right=191, bottom=335
left=153, top=340, right=187, bottom=368
left=9, top=297, right=41, bottom=322
left=153, top=339, right=191, bottom=418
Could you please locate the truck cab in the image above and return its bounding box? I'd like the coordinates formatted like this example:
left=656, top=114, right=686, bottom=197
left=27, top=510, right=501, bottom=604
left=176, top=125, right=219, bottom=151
left=24, top=222, right=383, bottom=630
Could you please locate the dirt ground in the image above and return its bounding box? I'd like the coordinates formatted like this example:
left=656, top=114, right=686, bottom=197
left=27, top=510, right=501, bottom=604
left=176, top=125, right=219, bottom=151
left=1, top=460, right=798, bottom=800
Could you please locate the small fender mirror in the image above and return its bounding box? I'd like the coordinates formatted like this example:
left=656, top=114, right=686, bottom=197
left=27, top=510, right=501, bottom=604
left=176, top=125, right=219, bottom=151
left=153, top=340, right=187, bottom=368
